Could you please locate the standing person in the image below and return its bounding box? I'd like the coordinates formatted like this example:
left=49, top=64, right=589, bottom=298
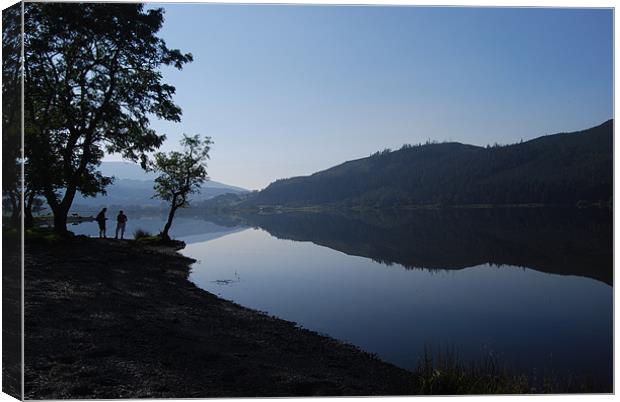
left=95, top=208, right=107, bottom=238
left=115, top=210, right=128, bottom=240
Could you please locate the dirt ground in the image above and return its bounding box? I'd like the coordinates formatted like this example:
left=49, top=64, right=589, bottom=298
left=22, top=236, right=416, bottom=398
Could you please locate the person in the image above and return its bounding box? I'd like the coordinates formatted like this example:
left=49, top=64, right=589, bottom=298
left=115, top=210, right=128, bottom=240
left=95, top=208, right=107, bottom=238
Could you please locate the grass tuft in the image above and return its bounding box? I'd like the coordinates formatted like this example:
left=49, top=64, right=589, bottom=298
left=133, top=228, right=154, bottom=240
left=413, top=347, right=529, bottom=395
left=133, top=229, right=185, bottom=250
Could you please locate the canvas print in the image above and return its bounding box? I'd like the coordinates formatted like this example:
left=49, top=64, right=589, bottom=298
left=2, top=1, right=614, bottom=399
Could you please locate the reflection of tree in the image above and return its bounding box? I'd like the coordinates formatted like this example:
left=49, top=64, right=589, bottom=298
left=238, top=208, right=612, bottom=285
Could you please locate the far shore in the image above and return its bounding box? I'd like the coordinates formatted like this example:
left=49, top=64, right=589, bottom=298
left=197, top=201, right=611, bottom=215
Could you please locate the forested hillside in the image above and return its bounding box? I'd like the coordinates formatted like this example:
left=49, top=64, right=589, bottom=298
left=243, top=120, right=612, bottom=207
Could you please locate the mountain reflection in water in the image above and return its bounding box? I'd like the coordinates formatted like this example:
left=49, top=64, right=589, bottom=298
left=185, top=206, right=611, bottom=390
left=206, top=207, right=612, bottom=285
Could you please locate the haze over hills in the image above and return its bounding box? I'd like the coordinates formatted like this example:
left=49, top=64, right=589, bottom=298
left=213, top=120, right=612, bottom=209
left=72, top=162, right=247, bottom=210
left=99, top=162, right=247, bottom=192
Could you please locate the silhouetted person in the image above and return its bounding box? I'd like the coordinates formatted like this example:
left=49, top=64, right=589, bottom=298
left=115, top=210, right=128, bottom=240
left=96, top=208, right=107, bottom=238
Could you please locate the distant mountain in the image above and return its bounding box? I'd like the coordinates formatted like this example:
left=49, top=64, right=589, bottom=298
left=235, top=120, right=612, bottom=208
left=72, top=162, right=247, bottom=209
left=99, top=161, right=247, bottom=193
left=98, top=161, right=158, bottom=181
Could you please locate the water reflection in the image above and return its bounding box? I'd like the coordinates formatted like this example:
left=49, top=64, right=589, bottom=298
left=184, top=207, right=612, bottom=389
left=67, top=206, right=613, bottom=389
left=67, top=213, right=243, bottom=244
left=215, top=207, right=612, bottom=285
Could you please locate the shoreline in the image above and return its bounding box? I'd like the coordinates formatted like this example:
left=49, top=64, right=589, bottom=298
left=197, top=202, right=612, bottom=215
left=22, top=235, right=416, bottom=398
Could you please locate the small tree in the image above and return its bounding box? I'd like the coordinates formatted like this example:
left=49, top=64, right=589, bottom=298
left=151, top=134, right=212, bottom=241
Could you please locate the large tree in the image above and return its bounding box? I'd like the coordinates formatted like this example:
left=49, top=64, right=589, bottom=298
left=2, top=3, right=23, bottom=228
left=23, top=3, right=192, bottom=233
left=151, top=134, right=212, bottom=241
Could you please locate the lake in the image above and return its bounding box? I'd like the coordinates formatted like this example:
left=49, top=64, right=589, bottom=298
left=69, top=207, right=613, bottom=389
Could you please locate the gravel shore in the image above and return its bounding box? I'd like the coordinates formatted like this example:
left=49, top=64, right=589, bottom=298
left=23, top=236, right=415, bottom=398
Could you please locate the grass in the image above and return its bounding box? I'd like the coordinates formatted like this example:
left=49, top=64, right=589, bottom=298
left=413, top=348, right=529, bottom=395
left=23, top=227, right=66, bottom=244
left=133, top=228, right=163, bottom=245
left=133, top=228, right=185, bottom=250
left=412, top=347, right=608, bottom=395
left=133, top=228, right=155, bottom=240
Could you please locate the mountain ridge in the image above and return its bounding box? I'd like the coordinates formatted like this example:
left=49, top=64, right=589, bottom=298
left=212, top=119, right=613, bottom=209
left=72, top=161, right=248, bottom=209
left=99, top=161, right=248, bottom=193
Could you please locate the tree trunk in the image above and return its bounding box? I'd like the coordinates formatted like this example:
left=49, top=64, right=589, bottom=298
left=24, top=192, right=35, bottom=228
left=46, top=184, right=77, bottom=235
left=8, top=191, right=20, bottom=228
left=161, top=201, right=178, bottom=241
left=53, top=206, right=69, bottom=235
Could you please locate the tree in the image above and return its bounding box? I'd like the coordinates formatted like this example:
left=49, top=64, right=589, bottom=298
left=151, top=134, right=212, bottom=241
left=23, top=3, right=192, bottom=234
left=24, top=194, right=46, bottom=229
left=2, top=3, right=23, bottom=228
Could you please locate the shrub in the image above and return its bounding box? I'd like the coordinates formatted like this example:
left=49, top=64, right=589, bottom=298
left=133, top=228, right=153, bottom=240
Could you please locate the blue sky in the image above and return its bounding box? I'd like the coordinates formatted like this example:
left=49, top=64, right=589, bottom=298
left=127, top=5, right=613, bottom=190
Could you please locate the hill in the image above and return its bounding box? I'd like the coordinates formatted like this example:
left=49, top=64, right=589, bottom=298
left=239, top=120, right=612, bottom=208
left=72, top=162, right=248, bottom=210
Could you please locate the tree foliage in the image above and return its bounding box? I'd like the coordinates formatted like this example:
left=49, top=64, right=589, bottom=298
left=23, top=3, right=192, bottom=232
left=151, top=134, right=213, bottom=240
left=2, top=4, right=23, bottom=226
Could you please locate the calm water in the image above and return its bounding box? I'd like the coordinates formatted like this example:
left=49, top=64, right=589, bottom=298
left=67, top=212, right=242, bottom=243
left=70, top=208, right=613, bottom=387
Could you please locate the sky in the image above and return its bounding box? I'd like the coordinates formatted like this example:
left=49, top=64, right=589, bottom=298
left=112, top=5, right=613, bottom=190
